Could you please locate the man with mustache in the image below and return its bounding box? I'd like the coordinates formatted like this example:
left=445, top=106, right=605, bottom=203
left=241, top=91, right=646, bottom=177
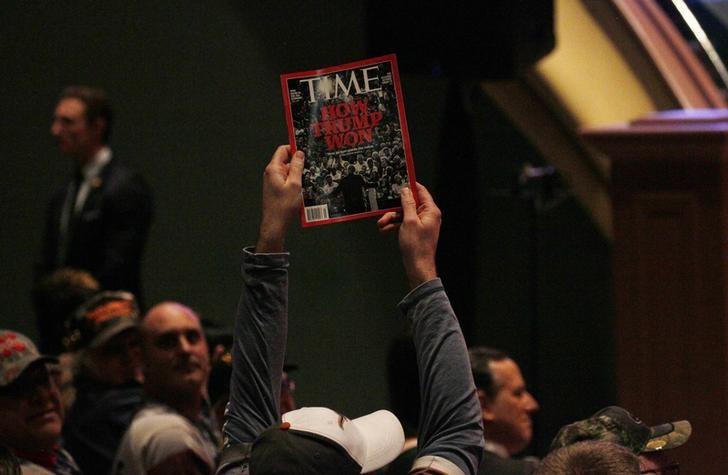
left=112, top=302, right=220, bottom=474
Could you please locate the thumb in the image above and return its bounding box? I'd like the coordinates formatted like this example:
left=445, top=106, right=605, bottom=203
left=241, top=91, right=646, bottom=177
left=400, top=186, right=417, bottom=220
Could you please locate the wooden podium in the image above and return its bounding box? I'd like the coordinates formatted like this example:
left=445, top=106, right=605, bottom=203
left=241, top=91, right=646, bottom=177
left=582, top=110, right=728, bottom=473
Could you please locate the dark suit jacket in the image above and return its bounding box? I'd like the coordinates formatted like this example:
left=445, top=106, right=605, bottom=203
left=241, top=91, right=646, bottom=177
left=333, top=174, right=370, bottom=214
left=479, top=449, right=537, bottom=475
left=41, top=157, right=153, bottom=300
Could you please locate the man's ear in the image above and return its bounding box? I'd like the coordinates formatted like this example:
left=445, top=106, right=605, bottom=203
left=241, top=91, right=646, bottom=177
left=478, top=388, right=496, bottom=422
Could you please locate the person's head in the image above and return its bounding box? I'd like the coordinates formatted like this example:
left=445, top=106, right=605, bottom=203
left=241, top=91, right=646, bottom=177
left=0, top=331, right=62, bottom=451
left=68, top=291, right=142, bottom=386
left=468, top=346, right=539, bottom=455
left=51, top=86, right=112, bottom=164
left=140, top=302, right=210, bottom=401
left=550, top=406, right=690, bottom=474
left=536, top=440, right=640, bottom=475
left=279, top=370, right=297, bottom=415
left=32, top=268, right=100, bottom=355
left=638, top=451, right=680, bottom=475
left=249, top=407, right=404, bottom=475
left=209, top=344, right=296, bottom=431
left=207, top=343, right=232, bottom=431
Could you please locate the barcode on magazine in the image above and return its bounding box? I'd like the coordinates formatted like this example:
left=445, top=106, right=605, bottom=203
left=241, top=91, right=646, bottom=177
left=305, top=205, right=330, bottom=222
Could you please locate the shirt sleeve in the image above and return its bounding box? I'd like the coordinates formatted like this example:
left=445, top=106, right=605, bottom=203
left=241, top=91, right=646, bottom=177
left=222, top=247, right=289, bottom=446
left=399, top=279, right=484, bottom=475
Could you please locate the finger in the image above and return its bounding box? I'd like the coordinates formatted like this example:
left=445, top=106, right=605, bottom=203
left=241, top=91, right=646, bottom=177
left=414, top=182, right=434, bottom=207
left=377, top=211, right=400, bottom=228
left=377, top=211, right=401, bottom=233
left=378, top=222, right=401, bottom=233
left=270, top=145, right=293, bottom=166
left=399, top=186, right=417, bottom=221
left=287, top=150, right=305, bottom=186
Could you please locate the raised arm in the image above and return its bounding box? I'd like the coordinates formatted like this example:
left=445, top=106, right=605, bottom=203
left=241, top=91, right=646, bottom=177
left=221, top=146, right=303, bottom=453
left=379, top=185, right=484, bottom=475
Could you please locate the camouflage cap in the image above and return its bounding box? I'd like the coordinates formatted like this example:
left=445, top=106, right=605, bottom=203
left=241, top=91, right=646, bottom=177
left=0, top=330, right=58, bottom=387
left=64, top=291, right=139, bottom=351
left=550, top=406, right=692, bottom=454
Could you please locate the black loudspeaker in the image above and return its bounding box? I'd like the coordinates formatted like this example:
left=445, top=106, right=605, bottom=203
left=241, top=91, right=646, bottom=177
left=367, top=1, right=555, bottom=79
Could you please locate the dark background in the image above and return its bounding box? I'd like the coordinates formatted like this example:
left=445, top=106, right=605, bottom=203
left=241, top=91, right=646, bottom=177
left=0, top=1, right=614, bottom=456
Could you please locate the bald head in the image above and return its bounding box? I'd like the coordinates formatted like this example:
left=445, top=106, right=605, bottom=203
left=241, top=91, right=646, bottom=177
left=140, top=302, right=209, bottom=403
left=142, top=302, right=199, bottom=335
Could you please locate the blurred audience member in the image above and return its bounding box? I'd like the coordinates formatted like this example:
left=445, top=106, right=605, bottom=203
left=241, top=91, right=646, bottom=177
left=279, top=364, right=297, bottom=415
left=63, top=291, right=144, bottom=475
left=32, top=268, right=99, bottom=355
left=469, top=346, right=540, bottom=474
left=208, top=344, right=297, bottom=434
left=208, top=344, right=232, bottom=432
left=550, top=406, right=690, bottom=474
left=0, top=330, right=80, bottom=474
left=42, top=85, right=153, bottom=302
left=0, top=445, right=21, bottom=475
left=203, top=321, right=233, bottom=431
left=112, top=302, right=219, bottom=474
left=31, top=268, right=100, bottom=410
left=206, top=311, right=297, bottom=437
left=535, top=440, right=639, bottom=475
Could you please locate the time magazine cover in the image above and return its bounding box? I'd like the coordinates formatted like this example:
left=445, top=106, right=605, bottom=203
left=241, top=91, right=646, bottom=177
left=281, top=54, right=417, bottom=227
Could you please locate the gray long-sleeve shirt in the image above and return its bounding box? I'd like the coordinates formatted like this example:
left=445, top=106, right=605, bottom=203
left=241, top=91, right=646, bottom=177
left=218, top=249, right=483, bottom=474
left=400, top=280, right=484, bottom=474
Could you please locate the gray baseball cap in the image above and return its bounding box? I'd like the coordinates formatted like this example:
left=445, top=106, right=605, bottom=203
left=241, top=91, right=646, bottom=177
left=0, top=330, right=58, bottom=387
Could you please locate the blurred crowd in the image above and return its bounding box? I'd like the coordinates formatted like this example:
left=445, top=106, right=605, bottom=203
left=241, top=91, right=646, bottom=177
left=0, top=88, right=690, bottom=475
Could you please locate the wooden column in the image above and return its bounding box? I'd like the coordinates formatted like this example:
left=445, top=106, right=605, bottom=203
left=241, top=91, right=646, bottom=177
left=582, top=110, right=728, bottom=474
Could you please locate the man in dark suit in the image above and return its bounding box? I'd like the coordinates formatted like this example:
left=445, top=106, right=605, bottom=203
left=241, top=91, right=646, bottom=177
left=41, top=86, right=152, bottom=305
left=331, top=164, right=372, bottom=215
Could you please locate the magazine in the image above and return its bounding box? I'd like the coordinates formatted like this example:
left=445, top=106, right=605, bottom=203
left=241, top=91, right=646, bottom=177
left=281, top=54, right=417, bottom=227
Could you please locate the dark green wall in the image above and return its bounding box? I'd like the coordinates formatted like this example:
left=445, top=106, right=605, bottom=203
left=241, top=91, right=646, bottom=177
left=0, top=1, right=614, bottom=456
